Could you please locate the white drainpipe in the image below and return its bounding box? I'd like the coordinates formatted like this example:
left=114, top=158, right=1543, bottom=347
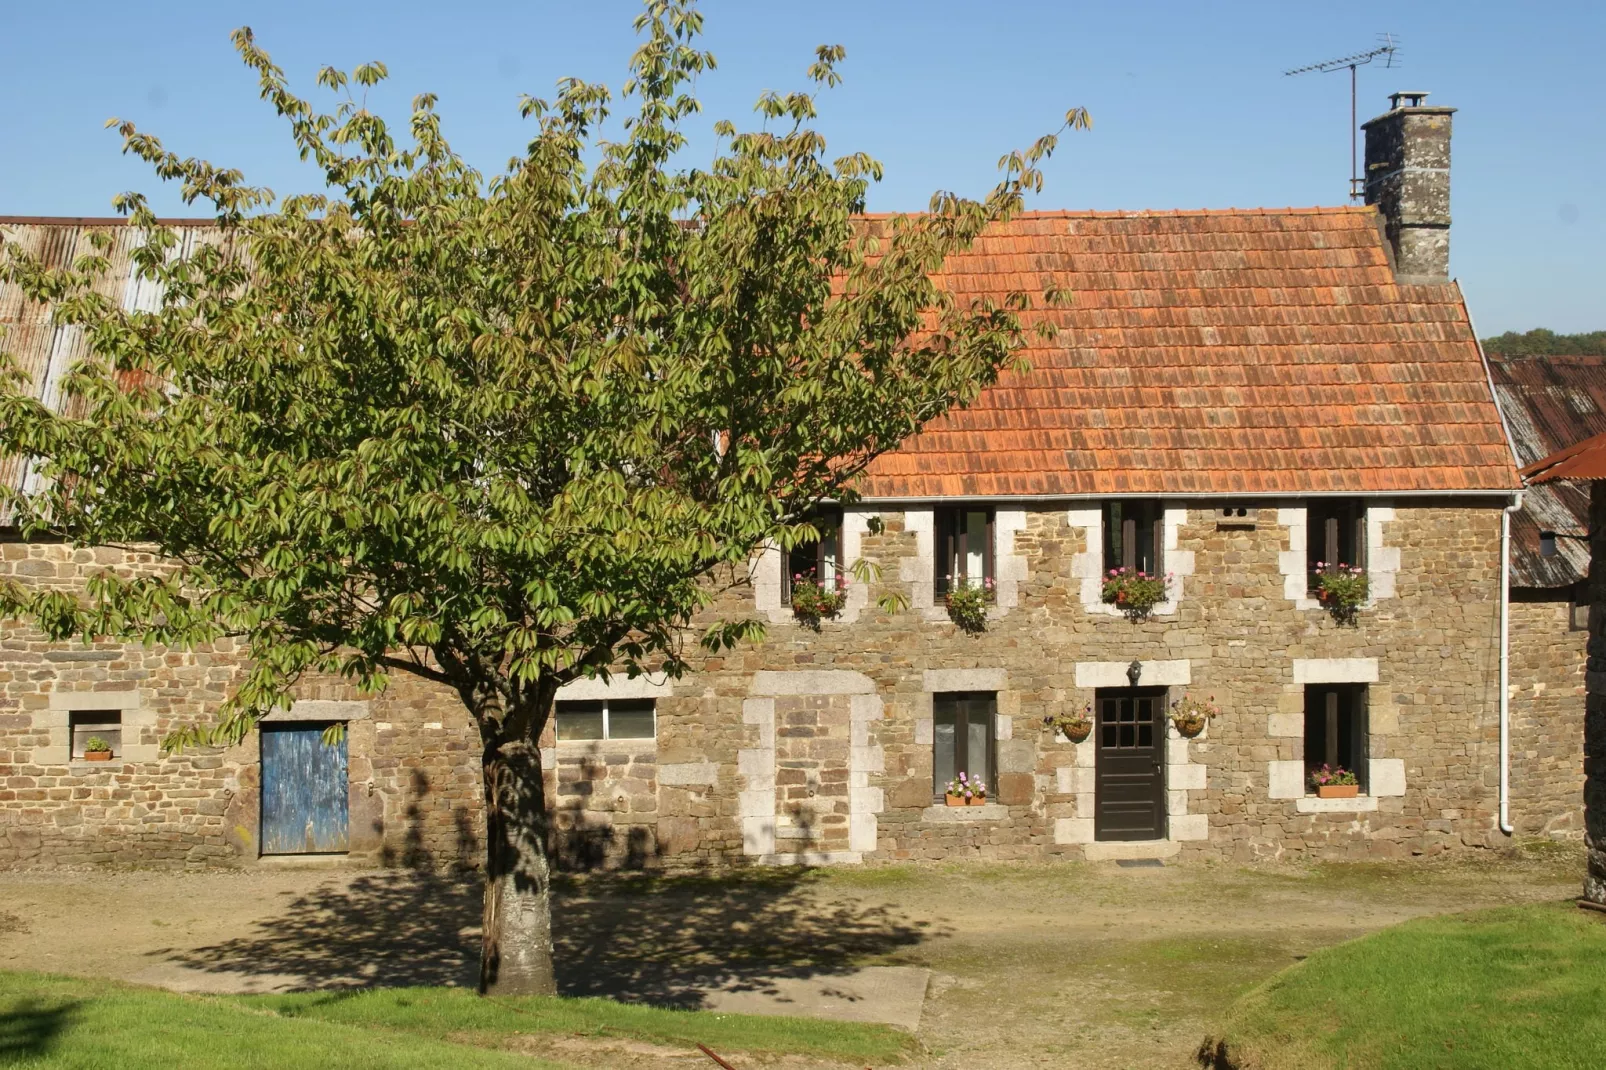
left=1500, top=491, right=1525, bottom=836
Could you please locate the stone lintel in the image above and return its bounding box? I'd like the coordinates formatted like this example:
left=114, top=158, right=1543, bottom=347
left=750, top=670, right=875, bottom=696
left=1074, top=660, right=1190, bottom=688
left=1292, top=658, right=1379, bottom=684
left=922, top=668, right=1007, bottom=693
left=262, top=700, right=372, bottom=723
left=559, top=675, right=675, bottom=700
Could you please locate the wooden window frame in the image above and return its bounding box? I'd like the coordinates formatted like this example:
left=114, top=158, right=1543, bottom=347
left=931, top=691, right=997, bottom=801
left=933, top=507, right=995, bottom=598
left=1306, top=499, right=1367, bottom=587
left=554, top=698, right=657, bottom=742
left=1302, top=684, right=1369, bottom=793
left=782, top=507, right=844, bottom=606
left=1102, top=499, right=1165, bottom=574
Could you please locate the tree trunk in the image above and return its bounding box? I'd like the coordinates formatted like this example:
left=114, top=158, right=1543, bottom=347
left=1585, top=481, right=1606, bottom=906
left=479, top=720, right=559, bottom=995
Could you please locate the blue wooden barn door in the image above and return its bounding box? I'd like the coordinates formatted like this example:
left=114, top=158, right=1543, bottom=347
left=260, top=722, right=349, bottom=854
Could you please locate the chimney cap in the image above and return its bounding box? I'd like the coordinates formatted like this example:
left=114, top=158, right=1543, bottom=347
left=1389, top=91, right=1431, bottom=109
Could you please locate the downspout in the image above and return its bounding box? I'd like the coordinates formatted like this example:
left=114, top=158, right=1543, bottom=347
left=1500, top=491, right=1524, bottom=836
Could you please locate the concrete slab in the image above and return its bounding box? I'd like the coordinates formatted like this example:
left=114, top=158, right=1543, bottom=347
left=700, top=965, right=929, bottom=1031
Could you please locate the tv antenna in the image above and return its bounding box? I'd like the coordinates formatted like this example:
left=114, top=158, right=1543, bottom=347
left=1285, top=34, right=1400, bottom=201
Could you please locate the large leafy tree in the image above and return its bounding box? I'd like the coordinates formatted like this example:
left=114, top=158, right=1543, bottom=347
left=0, top=1, right=1084, bottom=994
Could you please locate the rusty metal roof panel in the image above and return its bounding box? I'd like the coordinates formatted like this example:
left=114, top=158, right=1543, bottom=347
left=1488, top=354, right=1606, bottom=586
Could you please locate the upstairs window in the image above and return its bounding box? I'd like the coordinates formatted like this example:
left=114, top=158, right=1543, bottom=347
left=782, top=508, right=843, bottom=606
left=1307, top=499, right=1366, bottom=577
left=1103, top=500, right=1164, bottom=574
left=934, top=507, right=994, bottom=597
left=1303, top=685, right=1368, bottom=792
left=555, top=699, right=656, bottom=742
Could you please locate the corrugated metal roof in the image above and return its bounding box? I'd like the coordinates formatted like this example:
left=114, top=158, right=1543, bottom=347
left=0, top=219, right=227, bottom=520
left=1488, top=353, right=1606, bottom=587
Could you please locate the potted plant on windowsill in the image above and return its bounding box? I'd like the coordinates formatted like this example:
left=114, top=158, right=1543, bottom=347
left=1311, top=562, right=1367, bottom=624
left=789, top=571, right=848, bottom=631
left=1169, top=694, right=1218, bottom=738
left=1044, top=703, right=1094, bottom=743
left=1309, top=765, right=1359, bottom=798
left=943, top=576, right=993, bottom=634
left=82, top=736, right=113, bottom=762
left=1101, top=567, right=1170, bottom=618
left=944, top=772, right=987, bottom=806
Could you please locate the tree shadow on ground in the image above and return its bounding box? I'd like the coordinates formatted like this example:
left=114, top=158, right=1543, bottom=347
left=158, top=783, right=936, bottom=1004
left=551, top=868, right=939, bottom=1008
left=0, top=998, right=78, bottom=1062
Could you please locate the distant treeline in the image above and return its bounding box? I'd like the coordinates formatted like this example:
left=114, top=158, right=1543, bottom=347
left=1481, top=329, right=1606, bottom=357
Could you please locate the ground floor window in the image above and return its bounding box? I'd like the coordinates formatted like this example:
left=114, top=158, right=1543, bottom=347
left=932, top=691, right=995, bottom=799
left=69, top=710, right=121, bottom=759
left=555, top=698, right=657, bottom=742
left=1303, top=684, right=1368, bottom=791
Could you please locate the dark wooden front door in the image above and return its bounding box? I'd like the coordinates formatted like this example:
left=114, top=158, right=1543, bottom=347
left=260, top=722, right=349, bottom=854
left=1095, top=688, right=1168, bottom=841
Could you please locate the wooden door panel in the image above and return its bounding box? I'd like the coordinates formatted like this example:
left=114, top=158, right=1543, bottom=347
left=1095, top=689, right=1167, bottom=842
left=261, top=722, right=349, bottom=854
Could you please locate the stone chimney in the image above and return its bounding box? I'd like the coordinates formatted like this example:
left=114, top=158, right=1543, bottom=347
left=1361, top=91, right=1456, bottom=281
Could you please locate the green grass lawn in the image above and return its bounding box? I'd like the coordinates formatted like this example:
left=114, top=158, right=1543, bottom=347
left=1209, top=902, right=1606, bottom=1070
left=0, top=972, right=913, bottom=1069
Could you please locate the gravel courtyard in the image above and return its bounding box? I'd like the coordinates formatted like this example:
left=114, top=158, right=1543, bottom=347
left=0, top=844, right=1583, bottom=1069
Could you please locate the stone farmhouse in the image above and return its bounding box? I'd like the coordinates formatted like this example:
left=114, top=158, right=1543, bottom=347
left=0, top=93, right=1583, bottom=869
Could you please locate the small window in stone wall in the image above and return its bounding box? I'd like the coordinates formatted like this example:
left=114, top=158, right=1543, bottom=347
left=1571, top=583, right=1589, bottom=632
left=1306, top=499, right=1366, bottom=586
left=555, top=699, right=656, bottom=742
left=70, top=710, right=122, bottom=759
left=1303, top=685, right=1367, bottom=792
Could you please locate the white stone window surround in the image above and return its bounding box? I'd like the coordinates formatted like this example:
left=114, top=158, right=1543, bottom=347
left=1276, top=501, right=1400, bottom=611
left=900, top=509, right=1027, bottom=623
left=1054, top=660, right=1208, bottom=850
left=915, top=668, right=1021, bottom=819
left=754, top=511, right=872, bottom=626
left=1267, top=657, right=1405, bottom=812
left=551, top=674, right=673, bottom=759
left=739, top=669, right=884, bottom=865
left=38, top=690, right=157, bottom=766
left=1068, top=504, right=1195, bottom=617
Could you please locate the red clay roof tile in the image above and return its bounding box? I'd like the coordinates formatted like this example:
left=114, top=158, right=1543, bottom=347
left=857, top=207, right=1520, bottom=498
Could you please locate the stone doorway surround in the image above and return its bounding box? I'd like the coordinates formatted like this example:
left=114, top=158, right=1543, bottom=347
left=1053, top=660, right=1209, bottom=859
left=739, top=670, right=884, bottom=865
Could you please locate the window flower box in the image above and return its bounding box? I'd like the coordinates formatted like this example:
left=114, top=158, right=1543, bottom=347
left=789, top=572, right=847, bottom=630
left=1309, top=764, right=1359, bottom=798
left=1311, top=562, right=1367, bottom=623
left=944, top=773, right=987, bottom=806
left=1101, top=567, right=1170, bottom=618
left=944, top=576, right=993, bottom=633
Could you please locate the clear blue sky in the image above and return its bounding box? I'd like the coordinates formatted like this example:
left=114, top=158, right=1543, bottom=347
left=1, top=1, right=1600, bottom=335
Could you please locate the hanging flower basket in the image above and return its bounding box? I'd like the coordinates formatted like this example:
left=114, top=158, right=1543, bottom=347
left=1045, top=704, right=1094, bottom=743
left=1169, top=693, right=1218, bottom=738
left=1311, top=562, right=1367, bottom=624
left=1101, top=568, right=1171, bottom=618
left=944, top=577, right=993, bottom=633
left=789, top=573, right=847, bottom=631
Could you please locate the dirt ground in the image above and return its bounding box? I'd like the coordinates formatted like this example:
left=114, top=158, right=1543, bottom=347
left=0, top=843, right=1585, bottom=1069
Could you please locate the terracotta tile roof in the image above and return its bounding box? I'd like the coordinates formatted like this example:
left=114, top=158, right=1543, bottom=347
left=857, top=207, right=1521, bottom=498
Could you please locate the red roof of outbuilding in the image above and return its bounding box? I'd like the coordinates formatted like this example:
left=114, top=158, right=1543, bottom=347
left=1521, top=429, right=1606, bottom=484
left=857, top=207, right=1521, bottom=498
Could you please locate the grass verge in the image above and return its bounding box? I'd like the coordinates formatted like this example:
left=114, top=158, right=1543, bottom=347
left=1205, top=901, right=1606, bottom=1070
left=250, top=984, right=914, bottom=1062
left=0, top=971, right=913, bottom=1069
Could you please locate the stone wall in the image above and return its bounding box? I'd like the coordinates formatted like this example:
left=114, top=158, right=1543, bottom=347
left=1507, top=592, right=1587, bottom=838
left=2, top=497, right=1560, bottom=870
